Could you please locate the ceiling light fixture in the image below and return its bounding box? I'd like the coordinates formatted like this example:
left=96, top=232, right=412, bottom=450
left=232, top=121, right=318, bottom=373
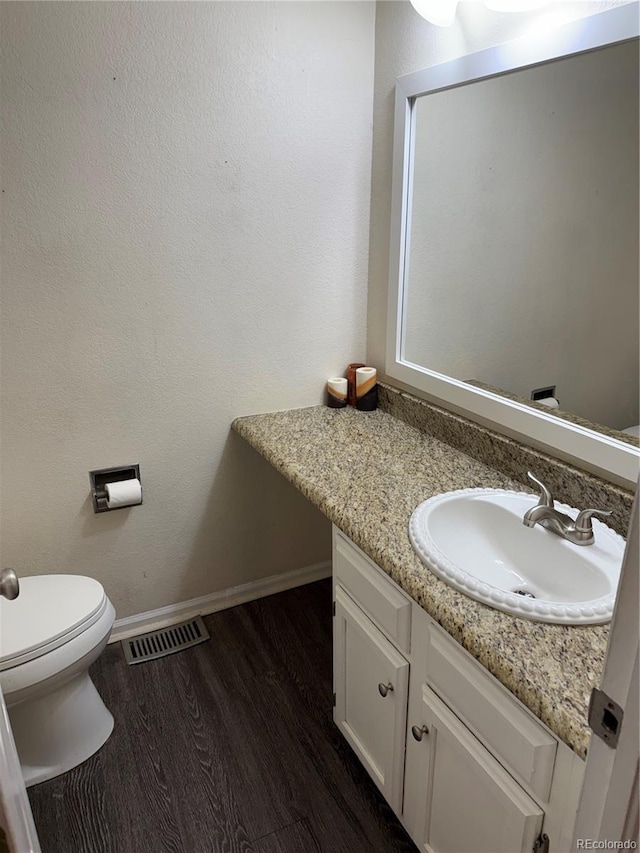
left=409, top=0, right=459, bottom=27
left=410, top=0, right=553, bottom=26
left=485, top=0, right=552, bottom=11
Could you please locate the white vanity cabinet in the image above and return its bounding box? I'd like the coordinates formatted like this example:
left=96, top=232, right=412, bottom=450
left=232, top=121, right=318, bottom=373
left=410, top=685, right=543, bottom=853
left=332, top=527, right=585, bottom=853
left=333, top=586, right=409, bottom=812
left=332, top=529, right=413, bottom=812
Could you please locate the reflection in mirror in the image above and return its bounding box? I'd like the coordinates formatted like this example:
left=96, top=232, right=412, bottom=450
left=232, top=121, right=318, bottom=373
left=403, top=40, right=639, bottom=444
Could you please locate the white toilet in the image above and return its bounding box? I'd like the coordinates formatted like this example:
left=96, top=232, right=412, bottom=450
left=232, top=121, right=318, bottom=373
left=0, top=575, right=116, bottom=787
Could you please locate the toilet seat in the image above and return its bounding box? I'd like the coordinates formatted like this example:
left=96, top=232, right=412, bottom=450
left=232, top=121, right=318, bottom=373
left=0, top=575, right=108, bottom=672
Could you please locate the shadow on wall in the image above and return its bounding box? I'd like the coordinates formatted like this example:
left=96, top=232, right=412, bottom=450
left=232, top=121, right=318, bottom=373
left=180, top=429, right=331, bottom=605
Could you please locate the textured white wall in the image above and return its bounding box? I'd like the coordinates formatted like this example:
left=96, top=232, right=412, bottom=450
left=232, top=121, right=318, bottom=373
left=367, top=0, right=632, bottom=378
left=404, top=41, right=639, bottom=431
left=0, top=2, right=375, bottom=618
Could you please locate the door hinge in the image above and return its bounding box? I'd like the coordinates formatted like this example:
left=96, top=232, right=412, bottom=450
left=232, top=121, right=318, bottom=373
left=588, top=687, right=623, bottom=748
left=332, top=692, right=336, bottom=707
left=332, top=600, right=336, bottom=616
left=533, top=832, right=549, bottom=853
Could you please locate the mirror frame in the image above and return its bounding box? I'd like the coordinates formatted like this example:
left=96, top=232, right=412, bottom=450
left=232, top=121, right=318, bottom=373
left=386, top=3, right=640, bottom=489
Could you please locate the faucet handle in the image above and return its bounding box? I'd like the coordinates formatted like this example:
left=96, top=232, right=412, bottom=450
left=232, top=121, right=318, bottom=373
left=526, top=472, right=554, bottom=508
left=575, top=508, right=613, bottom=533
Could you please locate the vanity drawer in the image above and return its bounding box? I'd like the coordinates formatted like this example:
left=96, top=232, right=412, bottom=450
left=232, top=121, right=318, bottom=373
left=426, top=623, right=557, bottom=803
left=333, top=529, right=411, bottom=653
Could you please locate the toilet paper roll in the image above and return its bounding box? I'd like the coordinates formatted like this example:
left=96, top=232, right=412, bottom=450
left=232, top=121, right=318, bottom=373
left=106, top=478, right=142, bottom=509
left=355, top=367, right=378, bottom=411
left=537, top=397, right=559, bottom=409
left=327, top=377, right=348, bottom=408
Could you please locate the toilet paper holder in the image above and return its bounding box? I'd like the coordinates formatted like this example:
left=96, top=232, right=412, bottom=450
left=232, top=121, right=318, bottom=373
left=89, top=464, right=142, bottom=513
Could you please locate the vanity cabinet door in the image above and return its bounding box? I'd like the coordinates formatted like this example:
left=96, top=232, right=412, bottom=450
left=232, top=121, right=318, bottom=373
left=333, top=585, right=409, bottom=813
left=410, top=686, right=544, bottom=853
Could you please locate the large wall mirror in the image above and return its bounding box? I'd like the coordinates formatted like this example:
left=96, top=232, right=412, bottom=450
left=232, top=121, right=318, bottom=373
left=386, top=4, right=640, bottom=488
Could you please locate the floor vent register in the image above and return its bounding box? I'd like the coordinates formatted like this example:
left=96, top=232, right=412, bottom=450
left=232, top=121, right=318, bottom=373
left=122, top=616, right=210, bottom=665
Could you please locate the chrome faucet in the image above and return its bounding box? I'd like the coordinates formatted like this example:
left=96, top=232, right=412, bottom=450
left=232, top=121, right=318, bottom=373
left=522, top=472, right=612, bottom=546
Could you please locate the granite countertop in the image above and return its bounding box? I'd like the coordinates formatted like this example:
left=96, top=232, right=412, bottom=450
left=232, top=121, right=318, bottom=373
left=233, top=405, right=608, bottom=759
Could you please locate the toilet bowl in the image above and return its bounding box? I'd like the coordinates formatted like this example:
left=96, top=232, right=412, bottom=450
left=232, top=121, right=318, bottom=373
left=0, top=575, right=116, bottom=787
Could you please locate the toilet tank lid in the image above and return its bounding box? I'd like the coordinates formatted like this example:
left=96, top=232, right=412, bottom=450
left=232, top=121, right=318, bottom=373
left=0, top=575, right=107, bottom=666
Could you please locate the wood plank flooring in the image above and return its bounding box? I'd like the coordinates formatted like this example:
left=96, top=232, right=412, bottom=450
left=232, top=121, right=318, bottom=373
left=28, top=580, right=416, bottom=853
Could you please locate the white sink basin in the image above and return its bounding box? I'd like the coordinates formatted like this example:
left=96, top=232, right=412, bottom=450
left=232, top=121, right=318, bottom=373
left=409, top=488, right=625, bottom=624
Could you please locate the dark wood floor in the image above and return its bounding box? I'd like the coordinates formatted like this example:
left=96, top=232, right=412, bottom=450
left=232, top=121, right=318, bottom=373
left=28, top=580, right=416, bottom=853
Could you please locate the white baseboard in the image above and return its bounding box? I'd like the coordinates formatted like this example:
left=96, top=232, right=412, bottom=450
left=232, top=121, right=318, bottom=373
left=109, top=560, right=332, bottom=644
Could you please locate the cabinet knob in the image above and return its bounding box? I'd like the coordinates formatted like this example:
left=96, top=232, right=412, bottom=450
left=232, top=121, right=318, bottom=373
left=411, top=724, right=429, bottom=741
left=378, top=682, right=394, bottom=698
